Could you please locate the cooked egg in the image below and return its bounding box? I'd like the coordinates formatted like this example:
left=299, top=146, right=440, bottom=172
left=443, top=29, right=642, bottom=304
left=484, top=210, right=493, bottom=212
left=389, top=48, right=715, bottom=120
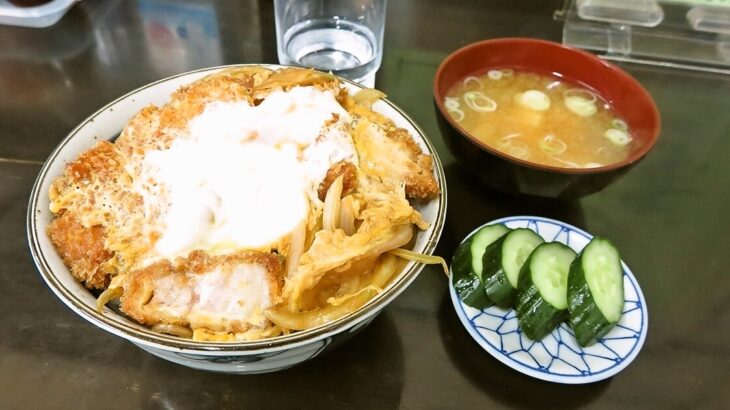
left=134, top=86, right=358, bottom=262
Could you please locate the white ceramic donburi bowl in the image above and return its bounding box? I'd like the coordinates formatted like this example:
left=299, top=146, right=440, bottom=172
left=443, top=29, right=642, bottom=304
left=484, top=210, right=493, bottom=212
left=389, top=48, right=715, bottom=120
left=27, top=64, right=447, bottom=374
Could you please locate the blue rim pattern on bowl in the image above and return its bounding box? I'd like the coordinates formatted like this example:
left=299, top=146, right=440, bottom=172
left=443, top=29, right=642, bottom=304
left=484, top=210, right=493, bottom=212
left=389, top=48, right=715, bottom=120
left=450, top=216, right=648, bottom=384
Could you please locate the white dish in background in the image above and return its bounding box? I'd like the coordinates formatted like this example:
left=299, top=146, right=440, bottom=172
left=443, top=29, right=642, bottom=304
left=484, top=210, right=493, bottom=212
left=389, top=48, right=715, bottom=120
left=27, top=64, right=446, bottom=374
left=450, top=216, right=647, bottom=384
left=0, top=0, right=78, bottom=28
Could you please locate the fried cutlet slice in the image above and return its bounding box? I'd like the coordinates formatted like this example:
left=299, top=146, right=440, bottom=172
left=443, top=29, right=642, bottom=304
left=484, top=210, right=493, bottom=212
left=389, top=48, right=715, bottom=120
left=47, top=211, right=114, bottom=289
left=317, top=160, right=358, bottom=201
left=351, top=120, right=440, bottom=200
left=120, top=251, right=283, bottom=333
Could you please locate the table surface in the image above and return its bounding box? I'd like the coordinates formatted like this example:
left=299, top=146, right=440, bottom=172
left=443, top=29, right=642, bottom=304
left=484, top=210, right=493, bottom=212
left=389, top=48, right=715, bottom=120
left=2, top=1, right=729, bottom=409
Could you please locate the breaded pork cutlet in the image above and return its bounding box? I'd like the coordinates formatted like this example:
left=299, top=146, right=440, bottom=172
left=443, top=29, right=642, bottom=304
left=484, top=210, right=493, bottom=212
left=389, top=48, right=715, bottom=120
left=120, top=251, right=283, bottom=334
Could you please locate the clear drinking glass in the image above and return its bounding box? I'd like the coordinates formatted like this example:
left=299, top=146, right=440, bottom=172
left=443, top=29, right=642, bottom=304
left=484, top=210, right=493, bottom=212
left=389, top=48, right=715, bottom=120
left=274, top=0, right=386, bottom=87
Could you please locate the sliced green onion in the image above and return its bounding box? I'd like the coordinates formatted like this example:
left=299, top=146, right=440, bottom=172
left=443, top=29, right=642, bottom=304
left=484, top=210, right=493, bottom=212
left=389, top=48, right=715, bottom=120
left=463, top=76, right=482, bottom=88
left=519, top=90, right=551, bottom=111
left=539, top=134, right=567, bottom=155
left=444, top=97, right=460, bottom=111
left=463, top=91, right=497, bottom=112
left=488, top=70, right=503, bottom=80
left=612, top=119, right=628, bottom=131
left=501, top=133, right=522, bottom=142
left=500, top=138, right=530, bottom=160
left=564, top=96, right=597, bottom=117
left=549, top=154, right=580, bottom=168
left=447, top=108, right=465, bottom=122
left=604, top=129, right=632, bottom=146
left=564, top=88, right=597, bottom=103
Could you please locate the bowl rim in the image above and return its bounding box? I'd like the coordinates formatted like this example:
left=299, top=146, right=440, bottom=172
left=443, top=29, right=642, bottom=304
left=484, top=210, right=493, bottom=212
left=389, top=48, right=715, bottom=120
left=27, top=63, right=448, bottom=354
left=433, top=37, right=661, bottom=175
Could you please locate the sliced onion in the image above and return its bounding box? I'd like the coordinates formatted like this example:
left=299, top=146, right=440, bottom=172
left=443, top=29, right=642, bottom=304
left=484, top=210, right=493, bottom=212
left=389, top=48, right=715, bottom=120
left=463, top=76, right=482, bottom=88
left=539, top=134, right=567, bottom=155
left=519, top=90, right=551, bottom=111
left=604, top=129, right=632, bottom=146
left=353, top=88, right=386, bottom=108
left=389, top=248, right=449, bottom=276
left=487, top=70, right=503, bottom=80
left=96, top=287, right=123, bottom=313
left=286, top=218, right=307, bottom=278
left=499, top=69, right=514, bottom=76
left=463, top=91, right=497, bottom=112
left=151, top=323, right=193, bottom=338
left=338, top=196, right=356, bottom=236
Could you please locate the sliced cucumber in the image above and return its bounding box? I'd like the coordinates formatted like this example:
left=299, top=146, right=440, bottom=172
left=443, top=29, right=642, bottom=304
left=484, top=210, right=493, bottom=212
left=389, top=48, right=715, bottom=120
left=451, top=224, right=510, bottom=308
left=482, top=228, right=544, bottom=307
left=568, top=237, right=625, bottom=347
left=516, top=242, right=577, bottom=340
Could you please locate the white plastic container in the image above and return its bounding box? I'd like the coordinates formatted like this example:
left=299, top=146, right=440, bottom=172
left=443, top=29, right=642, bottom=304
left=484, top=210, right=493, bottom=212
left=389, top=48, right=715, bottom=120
left=0, top=0, right=78, bottom=28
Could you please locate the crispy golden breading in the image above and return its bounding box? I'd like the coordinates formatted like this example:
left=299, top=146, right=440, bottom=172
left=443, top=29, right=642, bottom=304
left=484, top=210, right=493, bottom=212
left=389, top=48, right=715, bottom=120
left=47, top=212, right=114, bottom=289
left=317, top=160, right=357, bottom=201
left=385, top=128, right=440, bottom=199
left=351, top=120, right=440, bottom=201
left=120, top=251, right=283, bottom=333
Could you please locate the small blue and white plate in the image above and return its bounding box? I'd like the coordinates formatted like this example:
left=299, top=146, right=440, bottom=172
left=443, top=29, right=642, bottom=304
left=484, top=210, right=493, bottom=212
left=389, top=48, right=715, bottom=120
left=450, top=216, right=648, bottom=384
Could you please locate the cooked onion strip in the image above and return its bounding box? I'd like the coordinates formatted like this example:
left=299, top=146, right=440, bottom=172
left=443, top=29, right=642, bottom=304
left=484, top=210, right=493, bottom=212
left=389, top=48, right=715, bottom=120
left=323, top=175, right=344, bottom=231
left=339, top=195, right=357, bottom=235
left=327, top=285, right=382, bottom=306
left=539, top=134, right=567, bottom=155
left=463, top=91, right=497, bottom=112
left=353, top=88, right=387, bottom=108
left=369, top=253, right=399, bottom=288
left=265, top=288, right=379, bottom=331
left=96, top=286, right=123, bottom=313
left=151, top=323, right=193, bottom=338
left=287, top=218, right=307, bottom=277
left=389, top=247, right=449, bottom=276
left=499, top=68, right=514, bottom=76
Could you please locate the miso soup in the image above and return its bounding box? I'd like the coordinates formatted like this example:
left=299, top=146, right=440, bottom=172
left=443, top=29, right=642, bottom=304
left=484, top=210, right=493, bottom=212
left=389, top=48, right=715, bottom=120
left=444, top=69, right=634, bottom=168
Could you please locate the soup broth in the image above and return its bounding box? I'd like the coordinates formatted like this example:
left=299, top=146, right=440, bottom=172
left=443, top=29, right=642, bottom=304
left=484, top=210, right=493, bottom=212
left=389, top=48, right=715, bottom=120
left=444, top=69, right=634, bottom=168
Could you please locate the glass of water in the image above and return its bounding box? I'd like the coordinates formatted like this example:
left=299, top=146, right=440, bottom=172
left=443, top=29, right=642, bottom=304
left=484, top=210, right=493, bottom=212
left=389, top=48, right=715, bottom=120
left=274, top=0, right=386, bottom=88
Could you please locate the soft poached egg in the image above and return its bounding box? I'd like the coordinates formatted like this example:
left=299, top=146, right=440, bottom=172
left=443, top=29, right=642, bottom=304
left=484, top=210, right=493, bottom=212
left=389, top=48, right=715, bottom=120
left=134, top=86, right=357, bottom=262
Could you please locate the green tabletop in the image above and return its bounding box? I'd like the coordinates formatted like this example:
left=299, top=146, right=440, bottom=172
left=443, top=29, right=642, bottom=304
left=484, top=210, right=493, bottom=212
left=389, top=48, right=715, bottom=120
left=1, top=0, right=728, bottom=408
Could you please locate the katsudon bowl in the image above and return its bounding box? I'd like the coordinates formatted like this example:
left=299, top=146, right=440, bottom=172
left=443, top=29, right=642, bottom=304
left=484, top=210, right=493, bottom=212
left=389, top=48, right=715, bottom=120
left=434, top=38, right=660, bottom=198
left=27, top=64, right=446, bottom=374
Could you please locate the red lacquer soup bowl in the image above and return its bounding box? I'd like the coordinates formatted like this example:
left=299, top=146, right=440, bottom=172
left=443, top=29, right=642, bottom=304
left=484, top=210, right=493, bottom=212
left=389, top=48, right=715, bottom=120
left=433, top=38, right=660, bottom=198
